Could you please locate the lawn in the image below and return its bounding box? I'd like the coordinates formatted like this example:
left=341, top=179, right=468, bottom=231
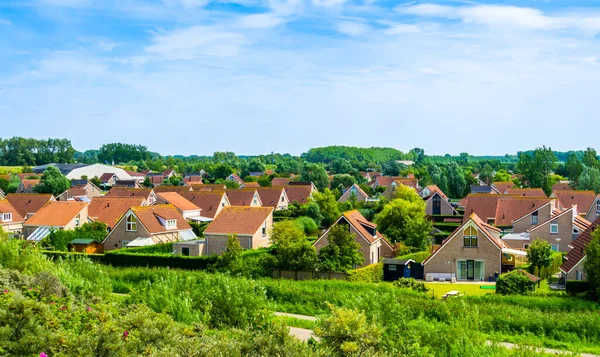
left=425, top=282, right=496, bottom=298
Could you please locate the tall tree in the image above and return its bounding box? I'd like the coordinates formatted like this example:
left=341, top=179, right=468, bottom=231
left=478, top=164, right=494, bottom=185
left=446, top=162, right=466, bottom=198
left=329, top=158, right=353, bottom=174
left=382, top=161, right=402, bottom=176
left=300, top=163, right=329, bottom=191
left=565, top=152, right=584, bottom=184
left=34, top=166, right=70, bottom=196
left=583, top=148, right=600, bottom=170
left=330, top=174, right=356, bottom=191
left=584, top=228, right=600, bottom=298
left=527, top=239, right=553, bottom=280
left=493, top=169, right=511, bottom=183
left=577, top=166, right=600, bottom=193
left=312, top=188, right=340, bottom=227
left=270, top=221, right=318, bottom=271
left=318, top=224, right=364, bottom=271
left=516, top=146, right=556, bottom=195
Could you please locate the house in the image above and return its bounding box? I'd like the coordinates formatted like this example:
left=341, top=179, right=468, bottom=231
left=491, top=182, right=515, bottom=194
left=472, top=173, right=488, bottom=186
left=153, top=186, right=192, bottom=194
left=559, top=216, right=600, bottom=282
left=203, top=206, right=274, bottom=255
left=33, top=163, right=137, bottom=181
left=338, top=184, right=369, bottom=204
left=423, top=213, right=525, bottom=281
left=124, top=170, right=146, bottom=183
left=505, top=188, right=547, bottom=197
left=114, top=180, right=142, bottom=188
left=525, top=206, right=591, bottom=252
left=552, top=182, right=572, bottom=192
left=106, top=187, right=157, bottom=205
left=470, top=185, right=499, bottom=194
left=271, top=178, right=291, bottom=186
left=463, top=194, right=556, bottom=231
left=162, top=169, right=176, bottom=180
left=16, top=179, right=40, bottom=193
left=314, top=210, right=394, bottom=267
left=382, top=179, right=420, bottom=199
left=68, top=239, right=104, bottom=254
left=102, top=205, right=197, bottom=251
left=99, top=173, right=118, bottom=186
left=372, top=176, right=404, bottom=190
left=552, top=190, right=600, bottom=222
left=173, top=240, right=205, bottom=256
left=194, top=184, right=227, bottom=191
left=149, top=174, right=165, bottom=186
left=179, top=191, right=230, bottom=221
left=221, top=189, right=262, bottom=207
left=87, top=197, right=147, bottom=231
left=183, top=173, right=203, bottom=185
left=420, top=186, right=457, bottom=216
left=382, top=259, right=415, bottom=281
left=283, top=183, right=316, bottom=205
left=360, top=172, right=381, bottom=182
left=56, top=180, right=102, bottom=201
left=226, top=173, right=244, bottom=185
left=24, top=201, right=90, bottom=241
left=241, top=182, right=261, bottom=189
left=254, top=187, right=289, bottom=210
left=6, top=193, right=55, bottom=220
left=156, top=192, right=202, bottom=219
left=0, top=199, right=24, bottom=235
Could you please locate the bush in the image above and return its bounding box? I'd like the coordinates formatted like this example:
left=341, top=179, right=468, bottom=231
left=393, top=278, right=429, bottom=293
left=566, top=281, right=592, bottom=295
left=117, top=243, right=174, bottom=254
left=396, top=251, right=430, bottom=263
left=294, top=216, right=318, bottom=235
left=347, top=263, right=383, bottom=283
left=103, top=251, right=218, bottom=270
left=496, top=271, right=536, bottom=295
left=531, top=252, right=563, bottom=279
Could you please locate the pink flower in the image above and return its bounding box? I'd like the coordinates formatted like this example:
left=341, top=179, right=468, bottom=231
left=40, top=353, right=48, bottom=357
left=2, top=290, right=8, bottom=294
left=123, top=331, right=129, bottom=338
left=86, top=307, right=91, bottom=312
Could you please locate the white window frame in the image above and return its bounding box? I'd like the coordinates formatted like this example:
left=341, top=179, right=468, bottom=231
left=551, top=244, right=559, bottom=252
left=2, top=213, right=12, bottom=222
left=126, top=215, right=137, bottom=232
left=167, top=219, right=177, bottom=229
left=388, top=264, right=397, bottom=271
left=550, top=224, right=559, bottom=234
left=531, top=211, right=538, bottom=225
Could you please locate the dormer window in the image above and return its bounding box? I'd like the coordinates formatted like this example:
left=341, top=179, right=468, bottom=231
left=166, top=219, right=177, bottom=229
left=126, top=215, right=137, bottom=232
left=531, top=211, right=539, bottom=225
left=463, top=226, right=478, bottom=247
left=2, top=213, right=12, bottom=222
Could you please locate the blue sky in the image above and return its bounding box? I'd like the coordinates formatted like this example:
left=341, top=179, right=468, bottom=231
left=2, top=0, right=600, bottom=156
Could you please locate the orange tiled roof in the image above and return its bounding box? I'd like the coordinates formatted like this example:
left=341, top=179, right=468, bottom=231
left=25, top=201, right=88, bottom=227
left=106, top=187, right=153, bottom=199
left=6, top=194, right=54, bottom=218
left=180, top=191, right=227, bottom=219
left=561, top=216, right=600, bottom=273
left=0, top=200, right=24, bottom=222
left=88, top=197, right=146, bottom=229
left=505, top=188, right=546, bottom=197
left=21, top=179, right=40, bottom=189
left=492, top=182, right=515, bottom=193
left=282, top=185, right=312, bottom=204
left=254, top=187, right=286, bottom=208
left=341, top=209, right=388, bottom=244
left=552, top=182, right=571, bottom=191
left=130, top=205, right=191, bottom=234
left=463, top=194, right=554, bottom=226
left=156, top=192, right=200, bottom=212
left=204, top=206, right=273, bottom=235
left=243, top=182, right=261, bottom=188
left=219, top=189, right=259, bottom=207
left=553, top=190, right=599, bottom=215
left=271, top=178, right=290, bottom=186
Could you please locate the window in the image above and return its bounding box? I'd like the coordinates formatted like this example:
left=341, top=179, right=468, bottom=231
left=281, top=196, right=284, bottom=202
left=463, top=226, right=478, bottom=247
left=122, top=240, right=130, bottom=248
left=531, top=211, right=538, bottom=225
left=166, top=219, right=177, bottom=229
left=550, top=224, right=558, bottom=234
left=576, top=270, right=583, bottom=281
left=523, top=243, right=530, bottom=250
left=253, top=199, right=258, bottom=205
left=221, top=202, right=225, bottom=207
left=126, top=215, right=137, bottom=232
left=551, top=244, right=559, bottom=252
left=573, top=227, right=580, bottom=235
left=388, top=264, right=397, bottom=271
left=2, top=213, right=12, bottom=222
left=75, top=215, right=80, bottom=227
left=262, top=221, right=267, bottom=237
left=181, top=247, right=190, bottom=256
left=351, top=187, right=357, bottom=196
left=597, top=200, right=600, bottom=213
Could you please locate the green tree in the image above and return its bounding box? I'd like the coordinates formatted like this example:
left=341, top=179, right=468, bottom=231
left=382, top=161, right=402, bottom=176
left=216, top=234, right=244, bottom=271
left=578, top=166, right=600, bottom=193
left=428, top=164, right=448, bottom=194
left=516, top=146, right=556, bottom=195
left=374, top=186, right=432, bottom=250
left=331, top=174, right=356, bottom=190
left=584, top=228, right=600, bottom=298
left=305, top=201, right=324, bottom=227
left=312, top=188, right=340, bottom=227
left=329, top=158, right=353, bottom=174
left=213, top=164, right=235, bottom=180
left=478, top=164, right=494, bottom=185
left=224, top=180, right=240, bottom=189
left=300, top=162, right=329, bottom=191
left=270, top=221, right=318, bottom=271
left=446, top=162, right=466, bottom=198
left=0, top=177, right=9, bottom=193
left=34, top=166, right=70, bottom=196
left=565, top=151, right=584, bottom=184
left=318, top=224, right=364, bottom=271
left=583, top=148, right=600, bottom=169
left=492, top=169, right=511, bottom=183
left=90, top=176, right=102, bottom=188
left=527, top=239, right=553, bottom=283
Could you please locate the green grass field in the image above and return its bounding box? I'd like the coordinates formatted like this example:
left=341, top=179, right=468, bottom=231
left=425, top=283, right=496, bottom=298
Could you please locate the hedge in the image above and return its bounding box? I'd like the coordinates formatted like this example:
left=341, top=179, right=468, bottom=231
left=433, top=222, right=462, bottom=228
left=396, top=251, right=430, bottom=263
left=102, top=253, right=218, bottom=270
left=42, top=251, right=104, bottom=262
left=566, top=281, right=592, bottom=295
left=530, top=252, right=563, bottom=279
left=346, top=262, right=383, bottom=283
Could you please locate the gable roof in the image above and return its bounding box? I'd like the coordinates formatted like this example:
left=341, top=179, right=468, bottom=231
left=243, top=182, right=261, bottom=188
left=20, top=179, right=40, bottom=189
left=421, top=185, right=448, bottom=200
left=342, top=210, right=386, bottom=244
left=374, top=176, right=403, bottom=187
left=124, top=169, right=146, bottom=177
left=156, top=192, right=200, bottom=212
left=0, top=200, right=24, bottom=223
left=423, top=213, right=505, bottom=265
left=25, top=201, right=88, bottom=227
left=204, top=206, right=273, bottom=235
left=129, top=205, right=192, bottom=234
left=221, top=189, right=261, bottom=207
left=99, top=173, right=116, bottom=182
left=254, top=187, right=287, bottom=207
left=552, top=182, right=572, bottom=192
left=180, top=191, right=229, bottom=219
left=271, top=178, right=290, bottom=186
left=463, top=194, right=554, bottom=226
left=282, top=185, right=313, bottom=204
left=560, top=215, right=600, bottom=274
left=553, top=190, right=599, bottom=215
left=6, top=194, right=55, bottom=218
left=106, top=187, right=154, bottom=199
left=153, top=186, right=192, bottom=193
left=88, top=197, right=146, bottom=229
left=505, top=188, right=546, bottom=197
left=227, top=173, right=243, bottom=184
left=492, top=182, right=515, bottom=193
left=527, top=207, right=574, bottom=233
left=339, top=184, right=368, bottom=201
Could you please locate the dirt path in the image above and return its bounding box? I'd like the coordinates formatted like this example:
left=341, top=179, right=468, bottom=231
left=288, top=327, right=319, bottom=342
left=274, top=312, right=317, bottom=321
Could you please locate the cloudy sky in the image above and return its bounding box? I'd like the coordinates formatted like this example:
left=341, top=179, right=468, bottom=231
left=2, top=0, right=600, bottom=156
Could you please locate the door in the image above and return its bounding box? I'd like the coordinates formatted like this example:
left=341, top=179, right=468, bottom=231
left=466, top=260, right=475, bottom=280
left=432, top=195, right=441, bottom=215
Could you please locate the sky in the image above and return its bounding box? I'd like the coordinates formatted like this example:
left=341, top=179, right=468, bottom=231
left=2, top=0, right=600, bottom=156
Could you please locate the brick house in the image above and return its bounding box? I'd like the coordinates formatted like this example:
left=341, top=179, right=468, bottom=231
left=203, top=206, right=274, bottom=255
left=0, top=199, right=24, bottom=235
left=179, top=191, right=230, bottom=221
left=87, top=197, right=147, bottom=231
left=552, top=190, right=600, bottom=222
left=313, top=210, right=394, bottom=268
left=560, top=216, right=600, bottom=282
left=419, top=185, right=457, bottom=216
left=338, top=184, right=369, bottom=204
left=24, top=201, right=90, bottom=241
left=102, top=205, right=197, bottom=251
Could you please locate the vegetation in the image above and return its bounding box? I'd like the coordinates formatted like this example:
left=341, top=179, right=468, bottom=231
left=527, top=239, right=554, bottom=282
left=496, top=270, right=536, bottom=295
left=270, top=221, right=318, bottom=271
left=33, top=166, right=71, bottom=196
left=318, top=224, right=364, bottom=272
left=585, top=228, right=600, bottom=299
left=41, top=221, right=108, bottom=251
left=346, top=263, right=383, bottom=283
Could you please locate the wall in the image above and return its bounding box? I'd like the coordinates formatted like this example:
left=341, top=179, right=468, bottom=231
left=562, top=258, right=587, bottom=282
left=173, top=241, right=205, bottom=256
left=512, top=203, right=553, bottom=233
left=424, top=223, right=502, bottom=280
left=425, top=194, right=455, bottom=215
left=103, top=213, right=151, bottom=251
left=529, top=211, right=573, bottom=252
left=584, top=197, right=600, bottom=222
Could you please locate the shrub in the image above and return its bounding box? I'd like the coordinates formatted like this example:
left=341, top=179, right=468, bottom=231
left=393, top=278, right=429, bottom=293
left=396, top=251, right=430, bottom=263
left=566, top=281, right=592, bottom=295
left=496, top=271, right=536, bottom=295
left=347, top=263, right=383, bottom=283
left=294, top=216, right=318, bottom=235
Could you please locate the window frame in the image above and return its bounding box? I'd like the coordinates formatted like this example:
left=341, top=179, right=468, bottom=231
left=2, top=213, right=11, bottom=222
left=550, top=223, right=559, bottom=234
left=126, top=215, right=137, bottom=232
left=463, top=226, right=478, bottom=248
left=531, top=211, right=539, bottom=225
left=262, top=221, right=267, bottom=237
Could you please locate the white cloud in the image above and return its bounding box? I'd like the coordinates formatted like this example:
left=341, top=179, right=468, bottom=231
left=236, top=13, right=286, bottom=29
left=0, top=19, right=12, bottom=25
left=178, top=0, right=209, bottom=8
left=78, top=36, right=118, bottom=52
left=145, top=26, right=249, bottom=59
left=39, top=0, right=90, bottom=7
left=383, top=23, right=421, bottom=35
left=312, top=0, right=347, bottom=8
left=337, top=21, right=370, bottom=36
left=38, top=53, right=107, bottom=76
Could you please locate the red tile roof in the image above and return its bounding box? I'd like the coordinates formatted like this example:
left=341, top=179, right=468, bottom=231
left=505, top=188, right=547, bottom=197
left=6, top=194, right=54, bottom=218
left=18, top=173, right=40, bottom=180
left=106, top=187, right=154, bottom=199
left=492, top=182, right=515, bottom=193
left=88, top=197, right=146, bottom=229
left=422, top=185, right=448, bottom=200
left=0, top=200, right=24, bottom=223
left=243, top=182, right=261, bottom=188
left=340, top=210, right=389, bottom=245
left=156, top=192, right=200, bottom=212
left=99, top=173, right=116, bottom=182
left=553, top=190, right=599, bottom=215
left=25, top=201, right=88, bottom=227
left=282, top=185, right=313, bottom=204
left=552, top=182, right=571, bottom=191
left=204, top=206, right=273, bottom=235
left=180, top=191, right=227, bottom=219
left=271, top=178, right=290, bottom=186
left=220, top=189, right=260, bottom=207
left=183, top=176, right=203, bottom=184
left=254, top=187, right=286, bottom=208
left=561, top=216, right=600, bottom=273
left=463, top=194, right=555, bottom=226
left=21, top=179, right=40, bottom=189
left=130, top=205, right=191, bottom=234
left=125, top=169, right=145, bottom=177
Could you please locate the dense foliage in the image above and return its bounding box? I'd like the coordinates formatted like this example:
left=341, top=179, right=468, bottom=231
left=33, top=166, right=71, bottom=196
left=496, top=271, right=536, bottom=295
left=585, top=228, right=600, bottom=299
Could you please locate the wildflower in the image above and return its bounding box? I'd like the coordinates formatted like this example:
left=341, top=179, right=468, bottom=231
left=86, top=307, right=91, bottom=312
left=40, top=353, right=48, bottom=357
left=2, top=289, right=8, bottom=294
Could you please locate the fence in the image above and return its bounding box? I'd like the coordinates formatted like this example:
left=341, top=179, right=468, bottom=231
left=271, top=269, right=348, bottom=281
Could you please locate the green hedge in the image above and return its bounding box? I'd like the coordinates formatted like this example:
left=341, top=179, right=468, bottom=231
left=531, top=252, right=563, bottom=279
left=346, top=262, right=383, bottom=283
left=42, top=251, right=104, bottom=262
left=395, top=251, right=430, bottom=263
left=433, top=222, right=461, bottom=228
left=428, top=215, right=464, bottom=223
left=566, top=281, right=592, bottom=295
left=102, top=252, right=218, bottom=270
left=113, top=243, right=174, bottom=254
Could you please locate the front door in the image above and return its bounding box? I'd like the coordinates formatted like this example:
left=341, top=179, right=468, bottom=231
left=432, top=195, right=441, bottom=215
left=466, top=260, right=475, bottom=280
